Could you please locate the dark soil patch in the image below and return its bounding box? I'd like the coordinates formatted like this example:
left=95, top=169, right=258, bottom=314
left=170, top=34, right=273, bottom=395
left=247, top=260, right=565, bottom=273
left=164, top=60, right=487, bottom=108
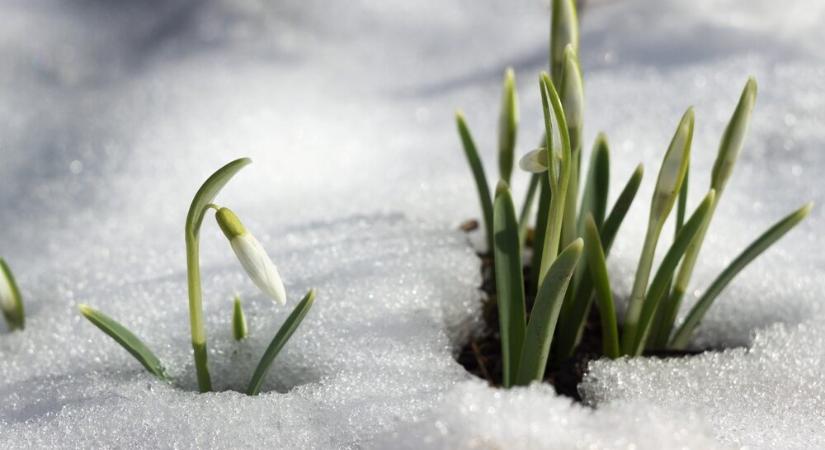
left=455, top=220, right=703, bottom=402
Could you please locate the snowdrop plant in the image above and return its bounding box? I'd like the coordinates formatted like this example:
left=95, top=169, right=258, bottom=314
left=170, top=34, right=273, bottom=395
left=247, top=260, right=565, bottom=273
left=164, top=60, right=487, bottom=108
left=80, top=158, right=315, bottom=395
left=456, top=0, right=812, bottom=383
left=0, top=258, right=25, bottom=331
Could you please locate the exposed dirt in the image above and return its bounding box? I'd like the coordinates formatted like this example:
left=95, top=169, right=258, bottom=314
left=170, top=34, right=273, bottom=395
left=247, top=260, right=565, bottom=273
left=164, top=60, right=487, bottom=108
left=456, top=220, right=703, bottom=402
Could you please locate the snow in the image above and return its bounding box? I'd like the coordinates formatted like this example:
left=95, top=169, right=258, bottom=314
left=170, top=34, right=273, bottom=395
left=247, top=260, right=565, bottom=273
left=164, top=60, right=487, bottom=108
left=0, top=0, right=823, bottom=448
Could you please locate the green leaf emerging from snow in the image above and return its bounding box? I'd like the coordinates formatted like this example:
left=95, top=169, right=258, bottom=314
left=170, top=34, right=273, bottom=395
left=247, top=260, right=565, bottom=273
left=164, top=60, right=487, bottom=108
left=78, top=304, right=167, bottom=380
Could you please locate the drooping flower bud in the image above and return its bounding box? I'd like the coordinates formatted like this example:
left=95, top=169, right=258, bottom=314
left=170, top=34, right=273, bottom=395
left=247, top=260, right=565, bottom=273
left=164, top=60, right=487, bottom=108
left=216, top=208, right=287, bottom=305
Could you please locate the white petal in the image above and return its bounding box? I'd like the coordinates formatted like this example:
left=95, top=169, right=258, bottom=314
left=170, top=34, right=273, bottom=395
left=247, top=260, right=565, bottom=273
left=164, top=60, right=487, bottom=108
left=518, top=147, right=550, bottom=173
left=230, top=234, right=287, bottom=305
left=0, top=270, right=13, bottom=311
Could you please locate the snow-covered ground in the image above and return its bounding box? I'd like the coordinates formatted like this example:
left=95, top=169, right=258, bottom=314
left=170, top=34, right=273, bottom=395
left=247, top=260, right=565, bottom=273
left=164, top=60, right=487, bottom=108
left=1, top=0, right=823, bottom=448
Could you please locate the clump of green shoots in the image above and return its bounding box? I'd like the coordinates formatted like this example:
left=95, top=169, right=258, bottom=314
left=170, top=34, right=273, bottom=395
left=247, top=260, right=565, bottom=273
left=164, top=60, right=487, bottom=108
left=0, top=258, right=25, bottom=331
left=79, top=158, right=315, bottom=395
left=455, top=0, right=811, bottom=386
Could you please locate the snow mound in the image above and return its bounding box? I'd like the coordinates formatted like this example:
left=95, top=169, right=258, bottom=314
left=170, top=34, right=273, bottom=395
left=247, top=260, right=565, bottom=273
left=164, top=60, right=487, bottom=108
left=0, top=0, right=824, bottom=448
left=0, top=215, right=481, bottom=447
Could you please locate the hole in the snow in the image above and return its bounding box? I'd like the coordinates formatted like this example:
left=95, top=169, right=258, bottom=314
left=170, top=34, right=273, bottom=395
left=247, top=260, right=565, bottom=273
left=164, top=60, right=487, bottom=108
left=454, top=220, right=717, bottom=403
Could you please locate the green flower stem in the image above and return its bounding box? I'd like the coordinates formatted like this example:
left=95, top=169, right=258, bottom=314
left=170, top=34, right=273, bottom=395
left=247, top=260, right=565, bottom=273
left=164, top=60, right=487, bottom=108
left=456, top=111, right=494, bottom=253
left=538, top=73, right=572, bottom=286
left=185, top=157, right=252, bottom=392
left=630, top=190, right=715, bottom=355
left=621, top=222, right=663, bottom=354
left=622, top=109, right=693, bottom=354
left=670, top=203, right=812, bottom=349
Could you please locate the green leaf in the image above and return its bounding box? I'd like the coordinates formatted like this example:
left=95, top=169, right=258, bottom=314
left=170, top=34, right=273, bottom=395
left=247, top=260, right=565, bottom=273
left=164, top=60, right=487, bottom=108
left=248, top=289, right=316, bottom=395
left=233, top=295, right=248, bottom=341
left=515, top=239, right=582, bottom=386
left=630, top=190, right=716, bottom=355
left=518, top=173, right=541, bottom=248
left=671, top=203, right=812, bottom=349
left=550, top=0, right=579, bottom=86
left=578, top=134, right=610, bottom=234
left=600, top=164, right=643, bottom=255
left=78, top=304, right=167, bottom=380
left=493, top=182, right=527, bottom=387
left=185, top=158, right=251, bottom=392
left=0, top=258, right=25, bottom=331
left=530, top=176, right=551, bottom=291
left=583, top=216, right=620, bottom=358
left=456, top=111, right=495, bottom=253
left=498, top=68, right=519, bottom=184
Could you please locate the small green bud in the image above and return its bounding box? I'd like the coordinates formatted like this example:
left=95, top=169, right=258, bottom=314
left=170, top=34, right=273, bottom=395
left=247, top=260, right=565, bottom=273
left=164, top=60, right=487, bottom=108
left=216, top=207, right=247, bottom=240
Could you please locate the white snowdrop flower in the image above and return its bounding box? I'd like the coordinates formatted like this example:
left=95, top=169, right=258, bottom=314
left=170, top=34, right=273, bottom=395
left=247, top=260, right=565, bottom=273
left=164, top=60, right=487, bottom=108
left=215, top=207, right=287, bottom=305
left=0, top=265, right=14, bottom=312
left=518, top=147, right=551, bottom=173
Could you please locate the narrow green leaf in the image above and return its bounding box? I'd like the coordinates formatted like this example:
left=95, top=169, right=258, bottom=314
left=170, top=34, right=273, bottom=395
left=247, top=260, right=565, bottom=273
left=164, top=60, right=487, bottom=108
left=661, top=78, right=759, bottom=347
left=578, top=134, right=610, bottom=234
left=631, top=190, right=716, bottom=355
left=0, top=258, right=25, bottom=331
left=583, top=216, right=620, bottom=358
left=600, top=164, right=644, bottom=255
left=248, top=289, right=316, bottom=395
left=493, top=182, right=528, bottom=387
left=550, top=0, right=579, bottom=86
left=185, top=157, right=252, bottom=392
left=233, top=296, right=248, bottom=341
left=515, top=239, right=582, bottom=385
left=671, top=203, right=812, bottom=349
left=78, top=304, right=167, bottom=380
left=530, top=176, right=551, bottom=291
left=456, top=111, right=495, bottom=253
left=498, top=68, right=519, bottom=184
left=623, top=109, right=693, bottom=354
left=676, top=164, right=689, bottom=237
left=518, top=173, right=541, bottom=248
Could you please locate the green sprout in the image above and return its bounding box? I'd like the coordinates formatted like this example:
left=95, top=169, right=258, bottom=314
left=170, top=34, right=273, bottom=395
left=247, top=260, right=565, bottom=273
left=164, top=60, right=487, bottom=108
left=454, top=0, right=811, bottom=386
left=0, top=258, right=25, bottom=331
left=79, top=159, right=316, bottom=394
left=233, top=295, right=248, bottom=341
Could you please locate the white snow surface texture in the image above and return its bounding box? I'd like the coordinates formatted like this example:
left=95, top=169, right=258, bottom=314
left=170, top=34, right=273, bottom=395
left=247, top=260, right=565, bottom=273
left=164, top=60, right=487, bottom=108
left=1, top=0, right=824, bottom=448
